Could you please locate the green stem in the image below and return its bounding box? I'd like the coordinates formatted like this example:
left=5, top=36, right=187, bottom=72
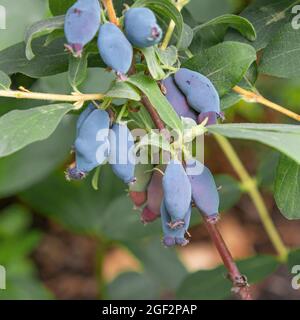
left=160, top=0, right=190, bottom=50
left=116, top=102, right=128, bottom=122
left=215, top=134, right=289, bottom=262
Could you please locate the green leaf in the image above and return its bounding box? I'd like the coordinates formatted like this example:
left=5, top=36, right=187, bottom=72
left=195, top=14, right=256, bottom=41
left=132, top=0, right=183, bottom=47
left=68, top=52, right=88, bottom=90
left=25, top=15, right=65, bottom=60
left=178, top=23, right=194, bottom=50
left=0, top=103, right=74, bottom=157
left=140, top=47, right=165, bottom=80
left=20, top=167, right=161, bottom=240
left=288, top=248, right=300, bottom=271
left=208, top=124, right=300, bottom=165
left=0, top=37, right=104, bottom=78
left=183, top=41, right=257, bottom=96
left=20, top=167, right=123, bottom=236
left=220, top=61, right=258, bottom=110
left=0, top=71, right=11, bottom=90
left=101, top=195, right=161, bottom=241
left=225, top=0, right=296, bottom=51
left=274, top=155, right=300, bottom=220
left=128, top=239, right=187, bottom=291
left=0, top=117, right=75, bottom=198
left=0, top=205, right=31, bottom=238
left=136, top=131, right=171, bottom=154
left=155, top=46, right=178, bottom=67
left=106, top=81, right=141, bottom=101
left=256, top=150, right=279, bottom=190
left=215, top=174, right=242, bottom=212
left=177, top=255, right=279, bottom=299
left=108, top=272, right=157, bottom=300
left=127, top=74, right=182, bottom=131
left=259, top=23, right=300, bottom=79
left=49, top=0, right=76, bottom=15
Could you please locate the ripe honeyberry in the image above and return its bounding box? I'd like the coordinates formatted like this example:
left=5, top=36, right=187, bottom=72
left=76, top=103, right=96, bottom=133
left=109, top=123, right=136, bottom=184
left=124, top=8, right=162, bottom=48
left=64, top=0, right=101, bottom=57
left=186, top=159, right=220, bottom=221
left=98, top=23, right=133, bottom=76
left=163, top=160, right=192, bottom=229
left=67, top=108, right=110, bottom=180
left=141, top=166, right=164, bottom=224
left=161, top=199, right=191, bottom=247
left=174, top=68, right=221, bottom=125
left=162, top=76, right=197, bottom=121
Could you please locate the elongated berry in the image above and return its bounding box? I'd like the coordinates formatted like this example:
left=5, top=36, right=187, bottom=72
left=186, top=159, right=219, bottom=220
left=162, top=76, right=197, bottom=121
left=174, top=68, right=221, bottom=124
left=161, top=199, right=191, bottom=247
left=67, top=108, right=110, bottom=180
left=124, top=8, right=162, bottom=48
left=76, top=103, right=96, bottom=133
left=163, top=160, right=192, bottom=229
left=98, top=23, right=133, bottom=75
left=109, top=123, right=136, bottom=184
left=64, top=0, right=101, bottom=57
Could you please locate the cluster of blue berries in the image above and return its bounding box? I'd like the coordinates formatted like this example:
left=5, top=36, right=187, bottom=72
left=67, top=103, right=136, bottom=184
left=163, top=68, right=224, bottom=125
left=64, top=0, right=162, bottom=77
left=129, top=160, right=220, bottom=247
left=64, top=0, right=221, bottom=248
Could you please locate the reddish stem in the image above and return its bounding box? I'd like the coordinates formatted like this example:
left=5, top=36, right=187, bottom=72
left=203, top=217, right=252, bottom=300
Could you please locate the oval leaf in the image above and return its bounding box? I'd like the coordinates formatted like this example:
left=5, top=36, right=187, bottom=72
left=0, top=103, right=74, bottom=157
left=183, top=41, right=257, bottom=96
left=25, top=15, right=65, bottom=60
left=208, top=123, right=300, bottom=165
left=194, top=14, right=256, bottom=41
left=274, top=155, right=300, bottom=220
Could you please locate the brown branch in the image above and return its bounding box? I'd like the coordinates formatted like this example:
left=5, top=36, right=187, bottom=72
left=141, top=95, right=166, bottom=131
left=203, top=217, right=252, bottom=300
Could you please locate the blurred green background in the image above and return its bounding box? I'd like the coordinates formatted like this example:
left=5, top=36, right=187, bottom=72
left=0, top=0, right=300, bottom=300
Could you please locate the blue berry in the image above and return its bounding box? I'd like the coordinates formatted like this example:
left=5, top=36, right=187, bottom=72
left=186, top=159, right=220, bottom=220
left=174, top=68, right=221, bottom=124
left=124, top=8, right=162, bottom=48
left=162, top=76, right=197, bottom=121
left=98, top=23, right=133, bottom=75
left=109, top=123, right=136, bottom=184
left=72, top=109, right=110, bottom=177
left=163, top=160, right=192, bottom=229
left=161, top=199, right=191, bottom=247
left=76, top=103, right=96, bottom=133
left=64, top=0, right=101, bottom=57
